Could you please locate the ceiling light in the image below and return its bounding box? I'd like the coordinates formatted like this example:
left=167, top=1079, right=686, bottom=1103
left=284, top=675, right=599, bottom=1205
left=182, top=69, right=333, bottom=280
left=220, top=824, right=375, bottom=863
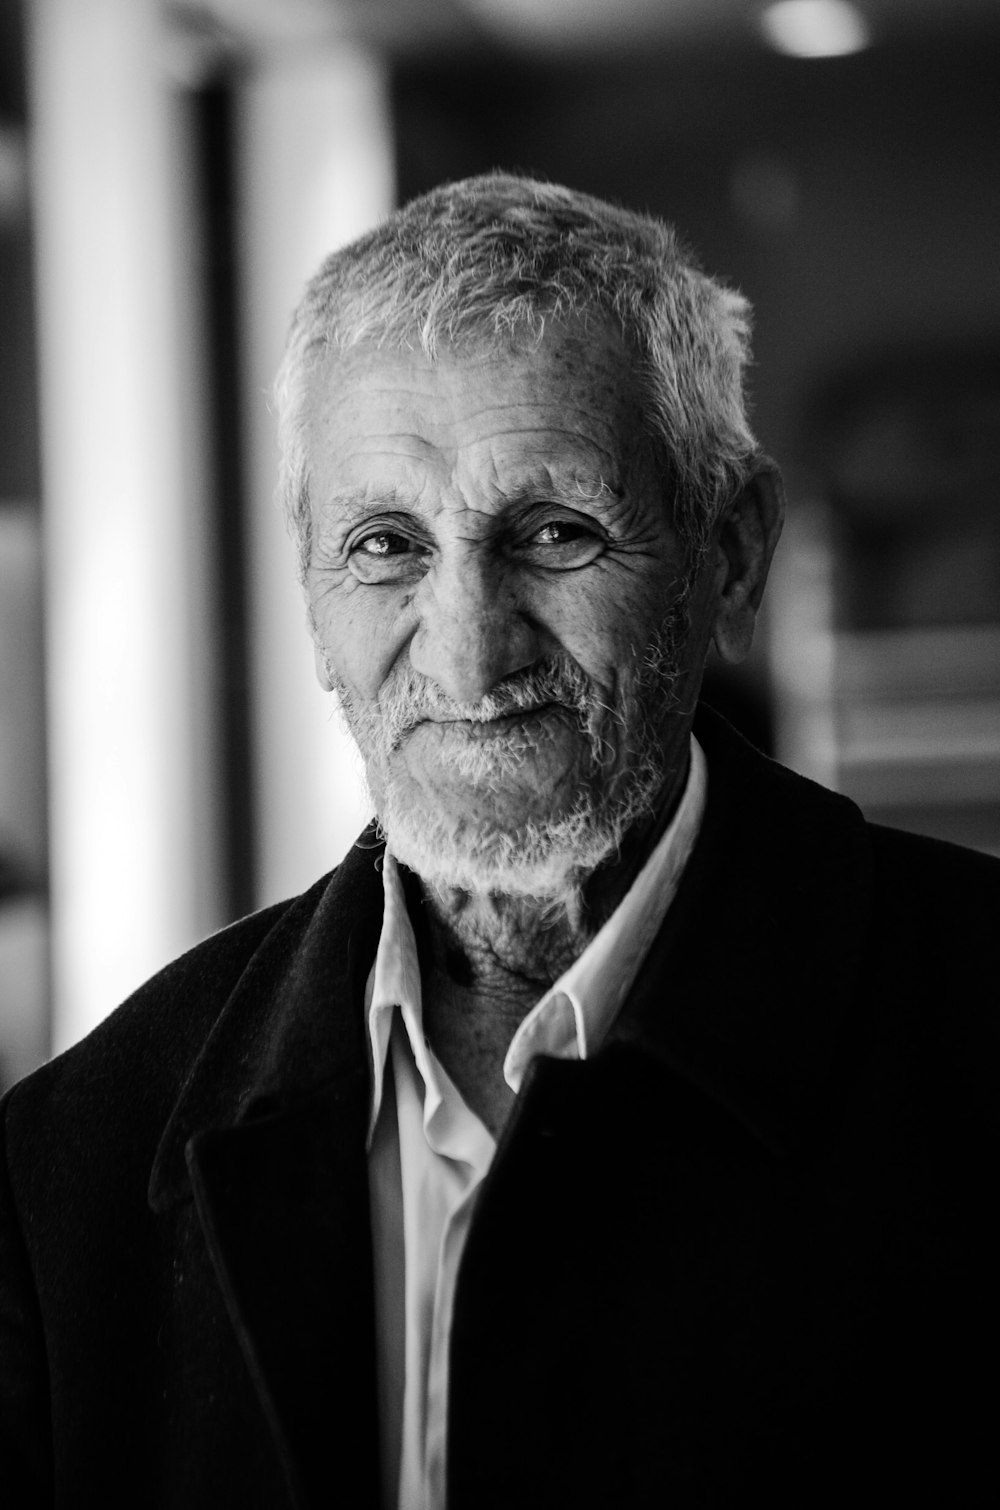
left=759, top=0, right=871, bottom=58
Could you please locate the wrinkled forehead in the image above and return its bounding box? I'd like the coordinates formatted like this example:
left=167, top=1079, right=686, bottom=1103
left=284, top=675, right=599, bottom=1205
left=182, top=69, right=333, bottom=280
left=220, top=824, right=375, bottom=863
left=306, top=317, right=654, bottom=473
left=307, top=313, right=653, bottom=441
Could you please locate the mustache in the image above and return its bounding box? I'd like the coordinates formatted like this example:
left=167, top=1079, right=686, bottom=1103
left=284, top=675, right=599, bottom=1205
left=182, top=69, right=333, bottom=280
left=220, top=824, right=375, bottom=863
left=373, top=656, right=602, bottom=750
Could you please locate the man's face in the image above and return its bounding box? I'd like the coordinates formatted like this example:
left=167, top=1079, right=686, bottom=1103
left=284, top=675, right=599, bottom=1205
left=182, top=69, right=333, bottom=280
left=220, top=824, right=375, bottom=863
left=304, top=320, right=717, bottom=896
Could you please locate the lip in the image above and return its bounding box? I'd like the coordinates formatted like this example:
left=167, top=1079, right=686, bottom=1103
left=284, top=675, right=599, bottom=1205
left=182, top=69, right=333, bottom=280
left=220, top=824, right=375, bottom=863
left=408, top=703, right=564, bottom=740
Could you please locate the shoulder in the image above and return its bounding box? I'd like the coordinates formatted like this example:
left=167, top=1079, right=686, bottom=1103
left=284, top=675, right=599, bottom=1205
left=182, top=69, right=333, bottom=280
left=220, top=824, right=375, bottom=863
left=698, top=703, right=999, bottom=894
left=2, top=822, right=388, bottom=1137
left=858, top=823, right=1000, bottom=1091
left=0, top=869, right=334, bottom=1153
left=693, top=705, right=998, bottom=998
left=867, top=818, right=1000, bottom=880
left=853, top=824, right=1000, bottom=1134
left=0, top=837, right=387, bottom=1299
left=864, top=820, right=1000, bottom=938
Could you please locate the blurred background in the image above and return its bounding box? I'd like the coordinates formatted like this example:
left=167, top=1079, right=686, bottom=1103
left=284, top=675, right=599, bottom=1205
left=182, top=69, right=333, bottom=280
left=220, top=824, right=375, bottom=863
left=2, top=0, right=998, bottom=1085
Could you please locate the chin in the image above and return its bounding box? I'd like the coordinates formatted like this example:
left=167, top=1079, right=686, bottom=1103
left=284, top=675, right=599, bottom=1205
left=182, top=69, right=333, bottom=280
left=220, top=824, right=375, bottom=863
left=381, top=814, right=604, bottom=900
left=376, top=753, right=665, bottom=901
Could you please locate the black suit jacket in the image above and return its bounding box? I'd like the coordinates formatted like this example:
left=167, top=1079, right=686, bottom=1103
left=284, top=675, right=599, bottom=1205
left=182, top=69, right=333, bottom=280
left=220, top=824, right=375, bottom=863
left=2, top=710, right=998, bottom=1508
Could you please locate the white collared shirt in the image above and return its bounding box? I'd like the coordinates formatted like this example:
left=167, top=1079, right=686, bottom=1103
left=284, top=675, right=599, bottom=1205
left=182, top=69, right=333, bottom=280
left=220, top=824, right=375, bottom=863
left=366, top=737, right=707, bottom=1509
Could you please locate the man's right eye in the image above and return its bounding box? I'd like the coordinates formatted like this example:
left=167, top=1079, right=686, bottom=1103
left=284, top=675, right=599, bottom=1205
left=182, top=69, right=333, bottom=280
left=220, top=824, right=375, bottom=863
left=356, top=531, right=411, bottom=557
left=348, top=530, right=427, bottom=582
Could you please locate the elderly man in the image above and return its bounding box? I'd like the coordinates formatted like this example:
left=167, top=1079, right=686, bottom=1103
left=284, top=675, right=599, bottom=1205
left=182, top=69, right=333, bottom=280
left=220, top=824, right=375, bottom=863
left=2, top=175, right=998, bottom=1509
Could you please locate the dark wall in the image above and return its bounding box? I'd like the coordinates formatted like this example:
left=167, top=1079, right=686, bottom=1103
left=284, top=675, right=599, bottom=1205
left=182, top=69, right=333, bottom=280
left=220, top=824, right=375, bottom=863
left=393, top=35, right=1000, bottom=469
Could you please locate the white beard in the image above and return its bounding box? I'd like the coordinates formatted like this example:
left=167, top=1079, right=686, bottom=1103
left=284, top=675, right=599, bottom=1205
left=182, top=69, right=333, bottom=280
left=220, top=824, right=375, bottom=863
left=323, top=603, right=690, bottom=902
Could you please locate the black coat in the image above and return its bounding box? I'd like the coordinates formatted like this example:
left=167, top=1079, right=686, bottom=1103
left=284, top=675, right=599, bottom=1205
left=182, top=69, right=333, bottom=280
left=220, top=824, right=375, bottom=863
left=2, top=710, right=998, bottom=1508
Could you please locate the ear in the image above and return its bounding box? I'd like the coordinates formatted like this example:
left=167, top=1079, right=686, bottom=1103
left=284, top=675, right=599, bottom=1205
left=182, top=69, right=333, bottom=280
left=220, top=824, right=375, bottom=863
left=313, top=642, right=334, bottom=692
left=710, top=457, right=785, bottom=665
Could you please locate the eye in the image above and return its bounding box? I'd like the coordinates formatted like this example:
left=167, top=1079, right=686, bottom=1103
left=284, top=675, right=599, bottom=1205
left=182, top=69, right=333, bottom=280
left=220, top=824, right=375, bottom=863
left=534, top=520, right=588, bottom=545
left=357, top=530, right=411, bottom=557
left=522, top=513, right=606, bottom=569
left=348, top=528, right=428, bottom=583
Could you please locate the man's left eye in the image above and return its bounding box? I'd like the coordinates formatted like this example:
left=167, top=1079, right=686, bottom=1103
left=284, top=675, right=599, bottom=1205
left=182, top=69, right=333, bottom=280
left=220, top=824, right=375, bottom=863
left=534, top=520, right=588, bottom=545
left=524, top=517, right=605, bottom=567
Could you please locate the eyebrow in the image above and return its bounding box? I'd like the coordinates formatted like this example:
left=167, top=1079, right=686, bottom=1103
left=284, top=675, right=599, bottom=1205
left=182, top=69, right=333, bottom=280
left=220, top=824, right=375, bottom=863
left=318, top=487, right=421, bottom=523
left=492, top=462, right=625, bottom=507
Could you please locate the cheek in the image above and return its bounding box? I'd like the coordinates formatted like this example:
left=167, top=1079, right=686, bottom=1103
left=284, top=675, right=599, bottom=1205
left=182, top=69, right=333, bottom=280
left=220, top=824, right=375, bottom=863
left=526, top=576, right=621, bottom=679
left=307, top=577, right=407, bottom=705
left=545, top=600, right=656, bottom=700
left=532, top=554, right=678, bottom=670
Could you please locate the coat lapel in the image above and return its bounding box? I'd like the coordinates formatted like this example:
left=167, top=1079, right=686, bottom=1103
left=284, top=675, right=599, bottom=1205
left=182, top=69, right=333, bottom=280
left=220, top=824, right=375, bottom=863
left=147, top=835, right=386, bottom=1509
left=186, top=1086, right=376, bottom=1509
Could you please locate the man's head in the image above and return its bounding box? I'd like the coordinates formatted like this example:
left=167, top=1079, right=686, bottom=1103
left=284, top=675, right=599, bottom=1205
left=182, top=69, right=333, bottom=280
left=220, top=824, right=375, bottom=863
left=274, top=174, right=783, bottom=899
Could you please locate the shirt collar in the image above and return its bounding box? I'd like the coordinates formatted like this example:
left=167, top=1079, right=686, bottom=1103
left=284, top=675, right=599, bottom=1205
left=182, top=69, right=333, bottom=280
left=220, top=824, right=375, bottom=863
left=502, top=735, right=707, bottom=1090
left=365, top=735, right=707, bottom=1127
left=365, top=859, right=497, bottom=1166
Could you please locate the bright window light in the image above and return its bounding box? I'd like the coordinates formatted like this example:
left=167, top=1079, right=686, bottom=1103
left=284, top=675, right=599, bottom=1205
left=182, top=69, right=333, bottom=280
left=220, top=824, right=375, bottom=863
left=759, top=0, right=871, bottom=58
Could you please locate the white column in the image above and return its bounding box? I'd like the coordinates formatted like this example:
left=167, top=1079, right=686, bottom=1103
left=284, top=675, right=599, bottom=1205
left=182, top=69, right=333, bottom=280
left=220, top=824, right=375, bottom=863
left=28, top=0, right=222, bottom=1050
left=236, top=48, right=393, bottom=906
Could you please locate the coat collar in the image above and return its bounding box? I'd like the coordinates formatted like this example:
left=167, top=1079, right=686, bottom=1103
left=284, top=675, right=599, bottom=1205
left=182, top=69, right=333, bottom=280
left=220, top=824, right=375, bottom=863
left=608, top=705, right=875, bottom=1160
left=148, top=829, right=386, bottom=1215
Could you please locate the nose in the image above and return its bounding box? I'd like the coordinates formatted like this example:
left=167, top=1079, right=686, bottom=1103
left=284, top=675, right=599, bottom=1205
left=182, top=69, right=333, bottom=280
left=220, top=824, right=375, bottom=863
left=408, top=549, right=542, bottom=705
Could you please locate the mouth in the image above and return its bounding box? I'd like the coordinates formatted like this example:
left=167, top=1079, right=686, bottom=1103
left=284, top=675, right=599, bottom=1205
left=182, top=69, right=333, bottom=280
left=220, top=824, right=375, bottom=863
left=381, top=696, right=598, bottom=796
left=386, top=703, right=573, bottom=759
left=413, top=702, right=566, bottom=739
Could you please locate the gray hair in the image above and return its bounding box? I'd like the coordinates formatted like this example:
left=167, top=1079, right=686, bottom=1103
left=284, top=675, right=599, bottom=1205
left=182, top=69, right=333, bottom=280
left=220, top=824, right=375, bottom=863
left=274, top=172, right=760, bottom=577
